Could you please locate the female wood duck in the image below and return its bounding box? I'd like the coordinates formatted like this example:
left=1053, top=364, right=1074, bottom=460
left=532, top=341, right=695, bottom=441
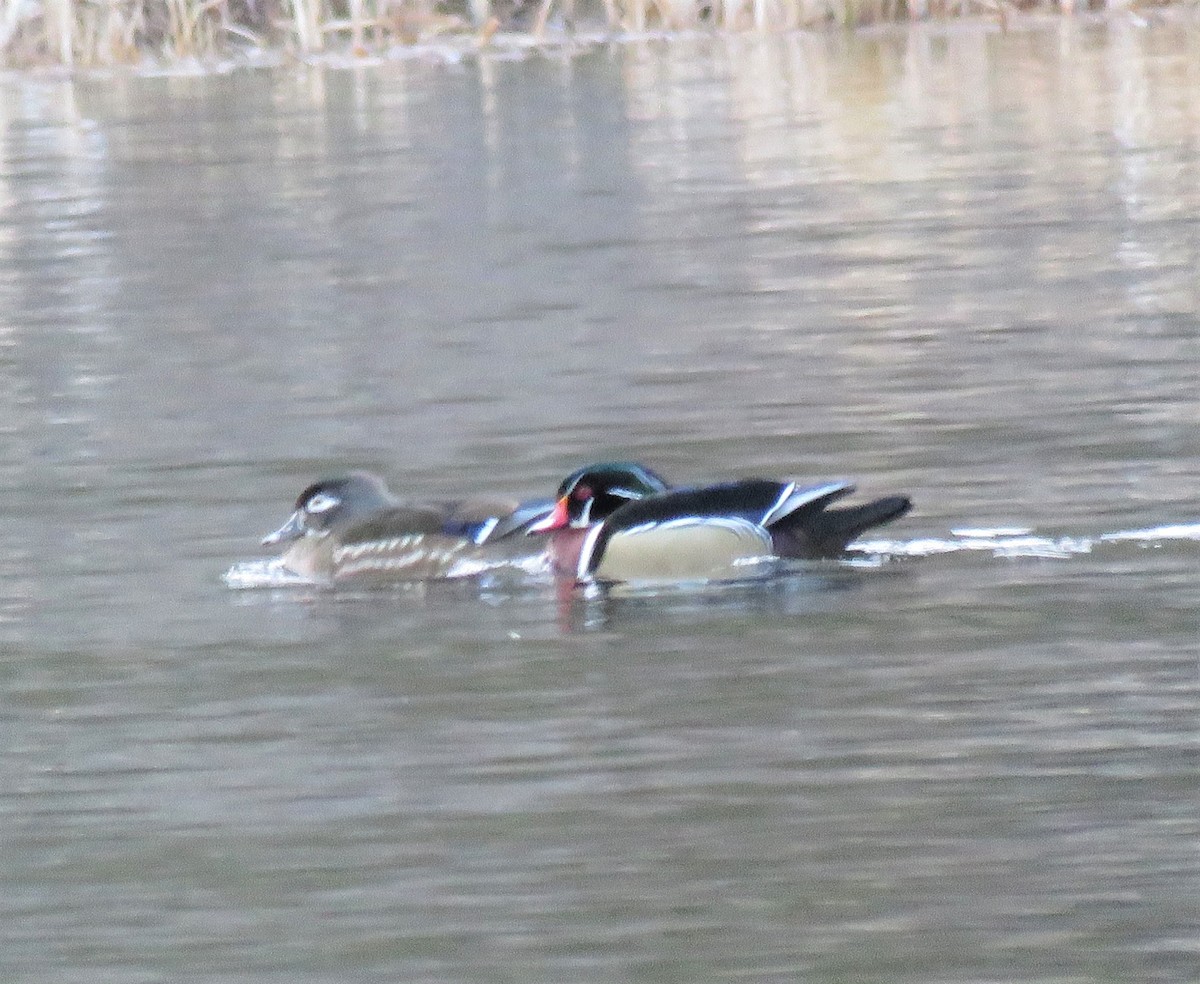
left=262, top=471, right=553, bottom=583
left=528, top=463, right=912, bottom=584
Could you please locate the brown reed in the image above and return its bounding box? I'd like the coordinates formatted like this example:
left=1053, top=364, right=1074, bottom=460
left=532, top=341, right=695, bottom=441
left=0, top=0, right=1152, bottom=67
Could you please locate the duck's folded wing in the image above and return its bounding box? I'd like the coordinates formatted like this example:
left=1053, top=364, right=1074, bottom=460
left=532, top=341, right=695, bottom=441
left=587, top=517, right=774, bottom=583
left=339, top=505, right=450, bottom=545
left=437, top=495, right=557, bottom=544
left=457, top=497, right=556, bottom=544
left=603, top=479, right=854, bottom=530
left=759, top=481, right=856, bottom=526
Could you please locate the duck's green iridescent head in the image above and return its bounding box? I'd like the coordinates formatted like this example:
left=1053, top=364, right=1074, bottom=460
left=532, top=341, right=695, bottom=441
left=532, top=461, right=671, bottom=531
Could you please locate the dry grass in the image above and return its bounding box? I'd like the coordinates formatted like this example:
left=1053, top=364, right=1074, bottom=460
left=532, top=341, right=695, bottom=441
left=0, top=0, right=467, bottom=63
left=0, top=0, right=1177, bottom=66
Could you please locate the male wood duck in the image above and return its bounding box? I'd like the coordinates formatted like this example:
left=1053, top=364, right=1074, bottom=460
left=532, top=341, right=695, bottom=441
left=528, top=463, right=912, bottom=584
left=262, top=471, right=553, bottom=583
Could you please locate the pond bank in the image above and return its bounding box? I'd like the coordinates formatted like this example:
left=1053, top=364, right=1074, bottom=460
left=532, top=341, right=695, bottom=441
left=0, top=0, right=1192, bottom=71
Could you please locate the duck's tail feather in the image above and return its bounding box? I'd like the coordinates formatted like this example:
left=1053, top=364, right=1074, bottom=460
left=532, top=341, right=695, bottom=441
left=775, top=495, right=913, bottom=558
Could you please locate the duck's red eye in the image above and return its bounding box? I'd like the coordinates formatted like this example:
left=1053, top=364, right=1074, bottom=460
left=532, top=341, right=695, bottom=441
left=572, top=484, right=593, bottom=502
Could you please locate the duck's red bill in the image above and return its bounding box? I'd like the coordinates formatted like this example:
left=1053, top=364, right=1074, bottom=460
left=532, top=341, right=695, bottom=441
left=527, top=496, right=570, bottom=534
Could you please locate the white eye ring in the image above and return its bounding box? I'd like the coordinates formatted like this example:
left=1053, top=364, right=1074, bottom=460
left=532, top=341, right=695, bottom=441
left=306, top=492, right=341, bottom=514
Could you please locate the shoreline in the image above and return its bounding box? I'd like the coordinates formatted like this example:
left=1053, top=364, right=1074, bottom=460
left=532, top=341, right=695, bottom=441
left=1, top=3, right=1194, bottom=74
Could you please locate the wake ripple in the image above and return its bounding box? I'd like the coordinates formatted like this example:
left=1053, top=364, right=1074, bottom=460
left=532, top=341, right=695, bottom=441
left=852, top=522, right=1200, bottom=562
left=222, top=557, right=317, bottom=590
left=222, top=552, right=552, bottom=590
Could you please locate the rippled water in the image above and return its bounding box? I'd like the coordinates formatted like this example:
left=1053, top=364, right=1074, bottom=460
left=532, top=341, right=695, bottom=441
left=2, top=21, right=1198, bottom=983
